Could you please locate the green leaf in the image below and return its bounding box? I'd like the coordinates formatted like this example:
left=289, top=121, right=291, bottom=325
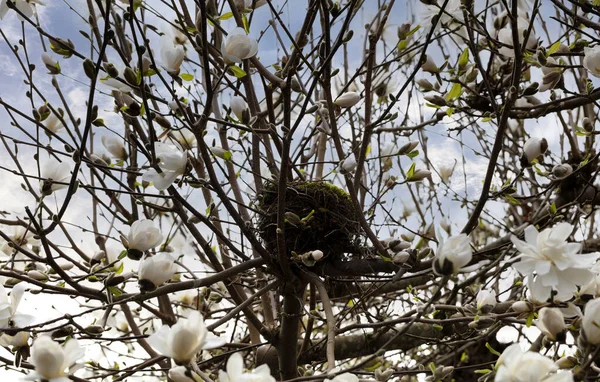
left=405, top=25, right=420, bottom=37
left=118, top=250, right=128, bottom=260
left=458, top=47, right=469, bottom=68
left=92, top=118, right=105, bottom=127
left=504, top=194, right=520, bottom=205
left=406, top=150, right=419, bottom=159
left=115, top=261, right=124, bottom=275
left=179, top=73, right=194, bottom=81
left=474, top=369, right=492, bottom=375
left=547, top=41, right=561, bottom=56
left=223, top=151, right=233, bottom=161
left=397, top=39, right=408, bottom=51
left=550, top=202, right=557, bottom=215
left=107, top=286, right=123, bottom=297
left=406, top=162, right=416, bottom=179
left=219, top=12, right=234, bottom=20
left=526, top=312, right=535, bottom=328
left=229, top=65, right=247, bottom=78
left=242, top=13, right=250, bottom=34
left=486, top=342, right=502, bottom=357
left=446, top=107, right=454, bottom=117
left=445, top=83, right=462, bottom=102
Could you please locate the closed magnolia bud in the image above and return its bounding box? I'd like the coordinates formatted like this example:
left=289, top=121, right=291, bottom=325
left=421, top=55, right=439, bottom=73
left=83, top=59, right=96, bottom=79
left=27, top=270, right=48, bottom=281
left=334, top=92, right=361, bottom=108
left=416, top=78, right=434, bottom=91
left=583, top=117, right=594, bottom=132
left=424, top=95, right=446, bottom=107
left=84, top=325, right=105, bottom=336
left=340, top=156, right=357, bottom=173
left=552, top=164, right=573, bottom=179
left=104, top=62, right=119, bottom=78
left=154, top=115, right=171, bottom=129
left=392, top=251, right=410, bottom=264
left=398, top=141, right=419, bottom=155
left=123, top=67, right=138, bottom=86
left=511, top=300, right=532, bottom=313
left=407, top=169, right=431, bottom=182
left=535, top=307, right=566, bottom=342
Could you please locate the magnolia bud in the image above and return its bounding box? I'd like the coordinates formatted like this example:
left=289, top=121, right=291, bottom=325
left=392, top=251, right=410, bottom=264
left=583, top=117, right=594, bottom=133
left=521, top=137, right=548, bottom=167
left=398, top=141, right=419, bottom=155
left=416, top=78, right=434, bottom=91
left=552, top=164, right=573, bottom=179
left=511, top=300, right=532, bottom=313
left=536, top=307, right=566, bottom=342
left=334, top=92, right=361, bottom=108
left=421, top=55, right=439, bottom=73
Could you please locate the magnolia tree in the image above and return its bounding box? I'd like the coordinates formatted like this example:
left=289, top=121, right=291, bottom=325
left=3, top=0, right=600, bottom=381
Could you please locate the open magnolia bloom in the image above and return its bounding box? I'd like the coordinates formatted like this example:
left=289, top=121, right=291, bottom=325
left=142, top=142, right=187, bottom=190
left=218, top=352, right=276, bottom=382
left=159, top=35, right=185, bottom=75
left=582, top=298, right=600, bottom=344
left=495, top=344, right=573, bottom=381
left=0, top=0, right=44, bottom=20
left=583, top=46, right=600, bottom=78
left=126, top=219, right=163, bottom=260
left=222, top=27, right=258, bottom=64
left=432, top=224, right=477, bottom=275
left=138, top=252, right=178, bottom=292
left=510, top=223, right=599, bottom=302
left=148, top=310, right=225, bottom=365
left=497, top=15, right=537, bottom=58
left=26, top=336, right=84, bottom=382
left=0, top=283, right=35, bottom=329
left=40, top=157, right=72, bottom=195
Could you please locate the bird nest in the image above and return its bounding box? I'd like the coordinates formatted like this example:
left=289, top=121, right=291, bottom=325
left=256, top=181, right=362, bottom=261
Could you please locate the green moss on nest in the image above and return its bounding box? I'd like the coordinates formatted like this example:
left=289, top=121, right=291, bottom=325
left=257, top=181, right=361, bottom=261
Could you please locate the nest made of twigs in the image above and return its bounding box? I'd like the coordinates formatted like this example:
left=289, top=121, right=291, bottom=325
left=256, top=181, right=361, bottom=261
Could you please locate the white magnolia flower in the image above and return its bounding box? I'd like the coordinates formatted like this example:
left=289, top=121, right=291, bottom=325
left=101, top=135, right=127, bottom=161
left=579, top=263, right=600, bottom=297
left=0, top=0, right=44, bottom=20
left=222, top=27, right=258, bottom=64
left=44, top=111, right=65, bottom=134
left=0, top=283, right=34, bottom=329
left=438, top=163, right=455, bottom=184
left=497, top=16, right=537, bottom=58
left=521, top=137, right=548, bottom=167
left=583, top=46, right=600, bottom=79
left=495, top=344, right=573, bottom=382
left=160, top=35, right=186, bottom=75
left=148, top=310, right=225, bottom=364
left=421, top=55, right=439, bottom=73
left=334, top=92, right=361, bottom=108
left=421, top=0, right=462, bottom=30
left=26, top=336, right=84, bottom=382
left=101, top=77, right=133, bottom=93
left=40, top=157, right=72, bottom=195
left=230, top=95, right=250, bottom=123
left=219, top=352, right=276, bottom=382
left=138, top=253, right=178, bottom=292
left=324, top=373, right=359, bottom=382
left=170, top=128, right=196, bottom=149
left=142, top=142, right=187, bottom=190
left=432, top=225, right=474, bottom=275
left=476, top=289, right=496, bottom=311
left=0, top=331, right=29, bottom=347
left=535, top=307, right=566, bottom=342
left=169, top=366, right=200, bottom=382
left=511, top=223, right=598, bottom=302
left=582, top=297, right=600, bottom=344
left=126, top=219, right=163, bottom=258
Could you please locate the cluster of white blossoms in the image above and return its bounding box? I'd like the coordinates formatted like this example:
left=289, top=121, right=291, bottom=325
left=495, top=344, right=573, bottom=381
left=510, top=222, right=599, bottom=303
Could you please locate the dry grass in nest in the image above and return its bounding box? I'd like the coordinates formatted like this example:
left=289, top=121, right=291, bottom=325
left=256, top=181, right=362, bottom=261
